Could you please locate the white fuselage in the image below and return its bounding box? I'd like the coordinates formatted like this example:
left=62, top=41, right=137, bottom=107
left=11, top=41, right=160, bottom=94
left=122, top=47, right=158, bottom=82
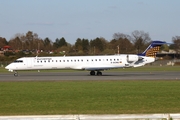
left=5, top=54, right=155, bottom=72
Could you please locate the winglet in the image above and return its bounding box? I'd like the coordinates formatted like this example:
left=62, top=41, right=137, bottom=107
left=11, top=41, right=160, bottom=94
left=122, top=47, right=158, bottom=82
left=138, top=41, right=166, bottom=58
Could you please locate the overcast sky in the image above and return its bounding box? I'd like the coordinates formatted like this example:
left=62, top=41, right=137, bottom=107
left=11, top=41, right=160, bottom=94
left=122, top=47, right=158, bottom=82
left=0, top=0, right=180, bottom=44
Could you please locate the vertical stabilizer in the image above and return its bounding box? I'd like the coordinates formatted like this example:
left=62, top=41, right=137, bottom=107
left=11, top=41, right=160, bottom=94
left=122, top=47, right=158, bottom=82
left=138, top=41, right=166, bottom=58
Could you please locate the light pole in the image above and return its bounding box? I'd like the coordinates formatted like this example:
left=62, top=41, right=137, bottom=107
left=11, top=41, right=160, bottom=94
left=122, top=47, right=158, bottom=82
left=117, top=45, right=119, bottom=54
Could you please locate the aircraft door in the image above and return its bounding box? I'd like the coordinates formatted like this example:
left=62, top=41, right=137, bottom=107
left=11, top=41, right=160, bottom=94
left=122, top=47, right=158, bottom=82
left=27, top=58, right=32, bottom=68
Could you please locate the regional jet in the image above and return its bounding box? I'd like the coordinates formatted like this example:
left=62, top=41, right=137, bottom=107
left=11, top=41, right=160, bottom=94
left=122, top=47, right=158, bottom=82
left=5, top=41, right=166, bottom=76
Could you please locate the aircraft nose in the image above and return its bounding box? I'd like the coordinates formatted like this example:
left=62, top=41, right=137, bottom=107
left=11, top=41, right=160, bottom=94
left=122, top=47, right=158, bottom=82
left=5, top=64, right=12, bottom=70
left=5, top=65, right=9, bottom=69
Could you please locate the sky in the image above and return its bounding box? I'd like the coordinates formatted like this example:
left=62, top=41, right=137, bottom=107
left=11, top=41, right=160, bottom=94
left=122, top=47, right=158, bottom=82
left=0, top=0, right=180, bottom=44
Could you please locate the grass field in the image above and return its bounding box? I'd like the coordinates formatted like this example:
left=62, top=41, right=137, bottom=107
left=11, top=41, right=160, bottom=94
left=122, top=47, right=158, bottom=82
left=1, top=80, right=180, bottom=115
left=0, top=65, right=180, bottom=115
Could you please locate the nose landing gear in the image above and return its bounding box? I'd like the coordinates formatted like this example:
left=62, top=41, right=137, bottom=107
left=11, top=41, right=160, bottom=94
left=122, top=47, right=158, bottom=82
left=14, top=71, right=18, bottom=77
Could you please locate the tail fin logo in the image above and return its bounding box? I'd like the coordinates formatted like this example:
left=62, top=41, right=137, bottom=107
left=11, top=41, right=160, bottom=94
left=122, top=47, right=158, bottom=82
left=138, top=41, right=166, bottom=58
left=145, top=46, right=160, bottom=57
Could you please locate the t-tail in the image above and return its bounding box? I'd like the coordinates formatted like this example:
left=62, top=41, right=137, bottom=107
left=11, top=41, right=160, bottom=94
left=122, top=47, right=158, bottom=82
left=138, top=41, right=166, bottom=58
left=131, top=41, right=166, bottom=67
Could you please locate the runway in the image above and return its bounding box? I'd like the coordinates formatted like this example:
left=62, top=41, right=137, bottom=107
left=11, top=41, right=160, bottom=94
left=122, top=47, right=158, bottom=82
left=0, top=71, right=180, bottom=81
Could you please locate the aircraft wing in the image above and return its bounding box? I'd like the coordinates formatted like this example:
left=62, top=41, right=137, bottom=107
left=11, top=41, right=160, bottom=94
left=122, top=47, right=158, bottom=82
left=83, top=66, right=122, bottom=71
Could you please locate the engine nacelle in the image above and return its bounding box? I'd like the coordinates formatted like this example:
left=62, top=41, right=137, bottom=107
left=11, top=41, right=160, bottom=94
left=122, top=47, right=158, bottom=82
left=127, top=55, right=139, bottom=62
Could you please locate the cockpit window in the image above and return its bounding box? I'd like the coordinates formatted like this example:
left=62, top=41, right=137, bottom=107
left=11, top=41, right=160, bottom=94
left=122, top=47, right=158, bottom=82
left=13, top=60, right=23, bottom=63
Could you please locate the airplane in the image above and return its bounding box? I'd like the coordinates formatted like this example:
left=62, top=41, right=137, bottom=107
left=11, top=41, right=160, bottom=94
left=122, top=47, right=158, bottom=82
left=5, top=41, right=166, bottom=76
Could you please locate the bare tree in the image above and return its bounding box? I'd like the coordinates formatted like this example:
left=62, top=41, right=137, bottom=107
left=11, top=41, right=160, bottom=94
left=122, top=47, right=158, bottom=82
left=172, top=36, right=180, bottom=53
left=111, top=33, right=133, bottom=54
left=131, top=30, right=151, bottom=53
left=8, top=37, right=22, bottom=50
left=0, top=37, right=8, bottom=48
left=113, top=32, right=131, bottom=40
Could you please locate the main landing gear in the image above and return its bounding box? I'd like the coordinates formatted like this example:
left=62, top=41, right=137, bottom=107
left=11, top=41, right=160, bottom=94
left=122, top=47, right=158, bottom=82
left=90, top=71, right=102, bottom=76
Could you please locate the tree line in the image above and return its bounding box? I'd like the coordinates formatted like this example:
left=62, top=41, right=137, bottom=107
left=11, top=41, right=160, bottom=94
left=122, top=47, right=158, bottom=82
left=0, top=30, right=179, bottom=60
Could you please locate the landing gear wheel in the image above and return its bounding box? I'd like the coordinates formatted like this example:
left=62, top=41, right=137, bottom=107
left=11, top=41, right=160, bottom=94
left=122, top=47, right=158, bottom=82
left=14, top=71, right=18, bottom=77
left=90, top=71, right=95, bottom=75
left=97, top=71, right=102, bottom=76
